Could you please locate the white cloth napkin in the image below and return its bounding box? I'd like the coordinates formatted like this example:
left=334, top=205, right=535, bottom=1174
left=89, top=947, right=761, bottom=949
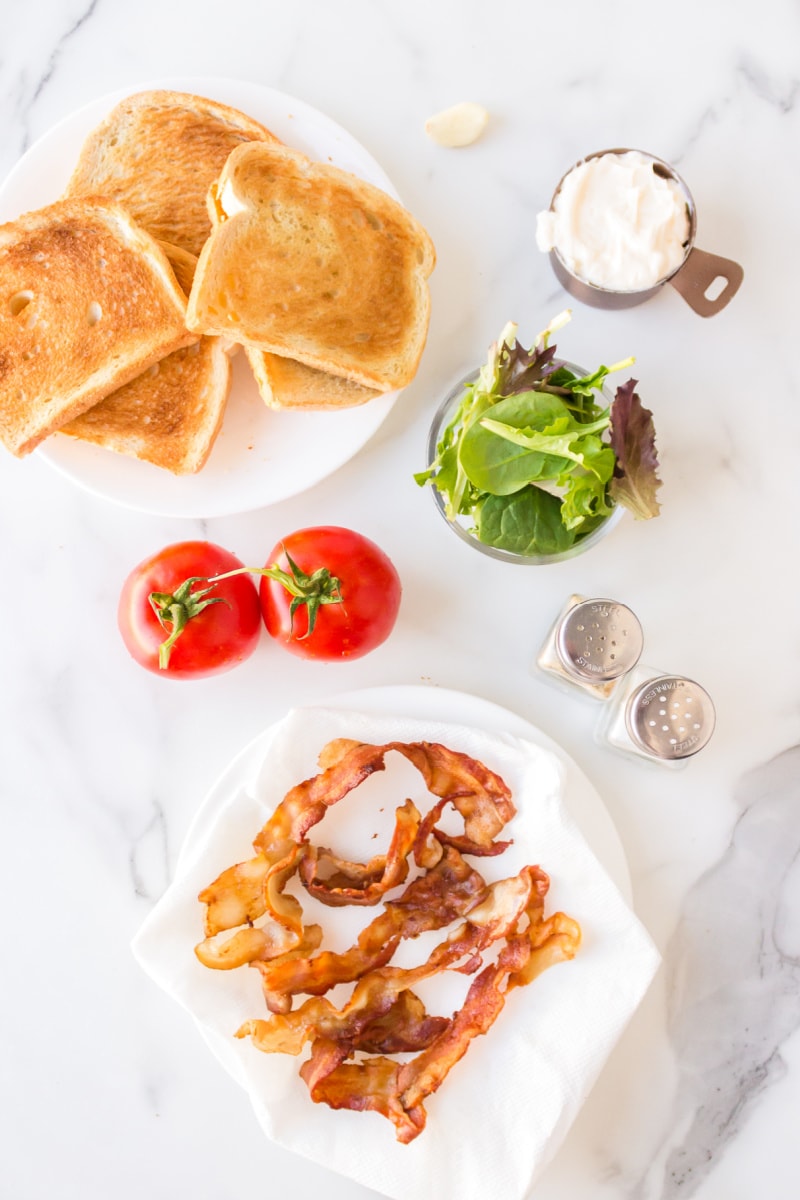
left=132, top=705, right=660, bottom=1200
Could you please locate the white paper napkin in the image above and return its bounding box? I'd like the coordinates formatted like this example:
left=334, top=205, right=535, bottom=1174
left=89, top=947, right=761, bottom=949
left=132, top=705, right=660, bottom=1200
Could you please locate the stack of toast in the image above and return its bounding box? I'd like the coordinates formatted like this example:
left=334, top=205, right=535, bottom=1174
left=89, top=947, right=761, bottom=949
left=0, top=90, right=435, bottom=474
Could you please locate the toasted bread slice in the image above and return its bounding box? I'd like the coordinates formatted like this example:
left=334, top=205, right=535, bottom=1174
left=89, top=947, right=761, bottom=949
left=244, top=347, right=381, bottom=410
left=0, top=198, right=195, bottom=457
left=157, top=240, right=197, bottom=297
left=62, top=243, right=231, bottom=473
left=186, top=141, right=435, bottom=391
left=62, top=336, right=231, bottom=473
left=64, top=90, right=279, bottom=257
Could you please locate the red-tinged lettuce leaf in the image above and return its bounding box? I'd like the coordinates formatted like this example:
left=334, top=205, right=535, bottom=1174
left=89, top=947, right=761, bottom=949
left=608, top=379, right=662, bottom=519
left=504, top=341, right=560, bottom=394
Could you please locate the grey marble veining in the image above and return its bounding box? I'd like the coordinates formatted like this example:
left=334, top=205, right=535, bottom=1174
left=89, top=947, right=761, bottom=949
left=2, top=0, right=100, bottom=169
left=654, top=746, right=800, bottom=1197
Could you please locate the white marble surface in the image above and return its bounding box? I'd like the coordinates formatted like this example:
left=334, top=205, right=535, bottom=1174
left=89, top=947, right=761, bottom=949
left=1, top=2, right=798, bottom=1197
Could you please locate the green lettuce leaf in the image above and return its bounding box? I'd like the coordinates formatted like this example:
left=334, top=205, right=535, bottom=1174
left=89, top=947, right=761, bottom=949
left=478, top=411, right=612, bottom=478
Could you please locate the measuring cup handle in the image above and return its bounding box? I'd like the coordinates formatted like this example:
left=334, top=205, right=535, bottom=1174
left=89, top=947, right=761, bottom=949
left=669, top=247, right=744, bottom=317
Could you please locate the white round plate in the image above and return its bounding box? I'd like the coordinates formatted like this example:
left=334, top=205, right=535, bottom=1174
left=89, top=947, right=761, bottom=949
left=177, top=683, right=632, bottom=900
left=161, top=683, right=633, bottom=1198
left=0, top=77, right=401, bottom=517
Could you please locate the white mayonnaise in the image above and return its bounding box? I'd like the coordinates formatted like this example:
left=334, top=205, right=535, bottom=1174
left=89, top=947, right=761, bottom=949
left=536, top=151, right=690, bottom=291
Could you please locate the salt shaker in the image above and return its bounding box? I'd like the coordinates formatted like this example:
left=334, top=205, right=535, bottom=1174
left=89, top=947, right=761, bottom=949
left=595, top=663, right=716, bottom=766
left=536, top=595, right=644, bottom=700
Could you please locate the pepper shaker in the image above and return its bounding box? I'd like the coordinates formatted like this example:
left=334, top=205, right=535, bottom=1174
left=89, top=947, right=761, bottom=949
left=595, top=663, right=716, bottom=766
left=536, top=595, right=644, bottom=700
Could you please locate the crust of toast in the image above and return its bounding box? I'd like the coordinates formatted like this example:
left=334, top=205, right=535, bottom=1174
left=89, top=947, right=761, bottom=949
left=186, top=142, right=435, bottom=391
left=63, top=336, right=231, bottom=474
left=244, top=347, right=381, bottom=410
left=157, top=240, right=197, bottom=297
left=0, top=198, right=196, bottom=457
left=65, top=90, right=279, bottom=257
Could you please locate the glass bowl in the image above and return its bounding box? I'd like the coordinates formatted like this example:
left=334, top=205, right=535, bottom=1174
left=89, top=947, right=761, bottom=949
left=424, top=366, right=624, bottom=565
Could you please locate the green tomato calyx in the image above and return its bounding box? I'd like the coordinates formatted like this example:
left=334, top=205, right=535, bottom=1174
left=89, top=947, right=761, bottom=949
left=149, top=553, right=344, bottom=669
left=256, top=551, right=343, bottom=638
left=148, top=578, right=230, bottom=670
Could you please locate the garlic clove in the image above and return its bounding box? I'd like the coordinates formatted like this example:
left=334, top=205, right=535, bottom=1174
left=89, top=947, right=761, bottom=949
left=424, top=102, right=489, bottom=148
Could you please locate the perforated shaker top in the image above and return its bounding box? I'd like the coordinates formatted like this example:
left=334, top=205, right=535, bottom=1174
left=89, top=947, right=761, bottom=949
left=556, top=598, right=644, bottom=683
left=625, top=675, right=716, bottom=759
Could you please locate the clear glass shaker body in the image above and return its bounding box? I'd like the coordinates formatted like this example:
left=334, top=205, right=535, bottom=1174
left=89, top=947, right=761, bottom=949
left=536, top=594, right=644, bottom=700
left=595, top=664, right=716, bottom=766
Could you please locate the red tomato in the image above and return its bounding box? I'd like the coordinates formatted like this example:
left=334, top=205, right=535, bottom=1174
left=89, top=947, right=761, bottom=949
left=259, top=527, right=401, bottom=660
left=118, top=541, right=261, bottom=679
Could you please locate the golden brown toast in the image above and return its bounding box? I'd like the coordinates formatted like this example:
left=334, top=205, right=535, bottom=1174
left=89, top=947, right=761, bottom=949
left=244, top=347, right=380, bottom=410
left=64, top=90, right=279, bottom=257
left=61, top=243, right=231, bottom=473
left=0, top=198, right=195, bottom=457
left=62, top=336, right=231, bottom=473
left=156, top=240, right=197, bottom=296
left=186, top=141, right=435, bottom=391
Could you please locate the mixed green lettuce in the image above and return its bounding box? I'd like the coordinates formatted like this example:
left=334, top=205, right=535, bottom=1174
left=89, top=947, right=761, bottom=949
left=415, top=312, right=661, bottom=556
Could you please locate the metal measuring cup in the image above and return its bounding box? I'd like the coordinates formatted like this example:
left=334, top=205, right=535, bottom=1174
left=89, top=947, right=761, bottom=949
left=544, top=148, right=743, bottom=317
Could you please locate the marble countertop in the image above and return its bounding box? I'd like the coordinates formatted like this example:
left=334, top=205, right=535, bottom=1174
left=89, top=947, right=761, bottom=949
left=2, top=2, right=798, bottom=1197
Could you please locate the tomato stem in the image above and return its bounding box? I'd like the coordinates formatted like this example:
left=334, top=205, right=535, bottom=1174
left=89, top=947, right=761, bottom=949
left=148, top=554, right=343, bottom=668
left=149, top=577, right=230, bottom=669
left=210, top=552, right=343, bottom=637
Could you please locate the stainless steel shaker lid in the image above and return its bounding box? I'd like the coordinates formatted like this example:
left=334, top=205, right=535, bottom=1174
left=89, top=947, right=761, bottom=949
left=556, top=598, right=643, bottom=683
left=625, top=675, right=715, bottom=759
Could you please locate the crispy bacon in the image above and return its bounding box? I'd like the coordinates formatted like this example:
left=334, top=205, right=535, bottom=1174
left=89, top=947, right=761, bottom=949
left=196, top=740, right=516, bottom=970
left=356, top=990, right=451, bottom=1054
left=256, top=739, right=516, bottom=860
left=236, top=988, right=449, bottom=1058
left=196, top=736, right=581, bottom=1143
left=195, top=922, right=321, bottom=971
left=245, top=863, right=551, bottom=1035
left=298, top=902, right=580, bottom=1142
left=300, top=1047, right=427, bottom=1143
left=254, top=847, right=487, bottom=1012
left=298, top=798, right=421, bottom=907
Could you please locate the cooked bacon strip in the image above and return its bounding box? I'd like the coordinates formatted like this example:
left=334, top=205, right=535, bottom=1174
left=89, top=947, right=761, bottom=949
left=255, top=740, right=515, bottom=859
left=253, top=742, right=392, bottom=852
left=396, top=937, right=531, bottom=1118
left=413, top=795, right=512, bottom=864
left=249, top=863, right=546, bottom=1036
left=305, top=894, right=579, bottom=1142
left=395, top=905, right=579, bottom=1131
left=298, top=799, right=420, bottom=907
left=237, top=987, right=449, bottom=1058
left=398, top=742, right=515, bottom=850
left=254, top=848, right=487, bottom=1011
left=508, top=910, right=582, bottom=989
left=356, top=990, right=451, bottom=1054
left=195, top=843, right=305, bottom=967
left=197, top=735, right=581, bottom=1144
left=195, top=923, right=318, bottom=971
left=198, top=740, right=516, bottom=969
left=300, top=1046, right=426, bottom=1143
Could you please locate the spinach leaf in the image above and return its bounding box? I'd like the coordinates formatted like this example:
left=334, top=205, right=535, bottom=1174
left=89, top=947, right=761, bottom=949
left=476, top=487, right=575, bottom=555
left=458, top=391, right=574, bottom=495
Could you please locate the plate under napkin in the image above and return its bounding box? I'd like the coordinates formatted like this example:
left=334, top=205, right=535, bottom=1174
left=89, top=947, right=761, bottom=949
left=132, top=703, right=660, bottom=1200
